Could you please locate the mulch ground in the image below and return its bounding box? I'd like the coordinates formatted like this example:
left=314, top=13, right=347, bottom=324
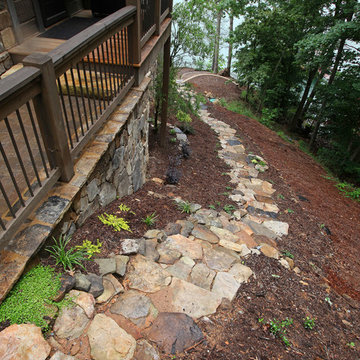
left=41, top=71, right=360, bottom=359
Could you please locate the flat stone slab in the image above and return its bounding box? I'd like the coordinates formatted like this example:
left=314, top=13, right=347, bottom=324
left=203, top=246, right=237, bottom=272
left=165, top=234, right=203, bottom=260
left=96, top=274, right=124, bottom=303
left=0, top=324, right=51, bottom=360
left=68, top=290, right=95, bottom=318
left=166, top=257, right=194, bottom=281
left=94, top=258, right=116, bottom=276
left=110, top=290, right=154, bottom=323
left=262, top=220, right=289, bottom=237
left=146, top=313, right=204, bottom=354
left=126, top=255, right=172, bottom=293
left=212, top=272, right=241, bottom=301
left=87, top=314, right=136, bottom=360
left=149, top=278, right=222, bottom=319
left=133, top=340, right=160, bottom=360
left=210, top=226, right=239, bottom=242
left=229, top=263, right=253, bottom=283
left=191, top=225, right=219, bottom=244
left=190, top=263, right=216, bottom=290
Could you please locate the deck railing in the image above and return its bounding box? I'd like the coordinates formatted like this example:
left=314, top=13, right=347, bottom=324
left=0, top=1, right=172, bottom=246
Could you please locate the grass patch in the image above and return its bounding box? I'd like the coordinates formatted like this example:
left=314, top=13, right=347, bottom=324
left=219, top=98, right=259, bottom=120
left=0, top=265, right=72, bottom=331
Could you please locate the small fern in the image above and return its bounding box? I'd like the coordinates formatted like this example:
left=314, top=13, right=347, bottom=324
left=98, top=213, right=132, bottom=232
left=118, top=203, right=136, bottom=215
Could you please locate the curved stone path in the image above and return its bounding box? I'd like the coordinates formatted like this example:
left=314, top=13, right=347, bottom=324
left=0, top=96, right=292, bottom=360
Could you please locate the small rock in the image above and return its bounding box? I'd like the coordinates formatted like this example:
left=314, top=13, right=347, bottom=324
left=189, top=203, right=202, bottom=213
left=157, top=243, right=182, bottom=264
left=96, top=274, right=124, bottom=303
left=210, top=226, right=238, bottom=242
left=87, top=314, right=136, bottom=360
left=285, top=257, right=295, bottom=269
left=121, top=238, right=141, bottom=255
left=166, top=259, right=193, bottom=281
left=342, top=319, right=352, bottom=327
left=115, top=255, right=130, bottom=276
left=146, top=313, right=204, bottom=354
left=54, top=305, right=90, bottom=340
left=86, top=273, right=104, bottom=298
left=165, top=234, right=203, bottom=260
left=236, top=231, right=257, bottom=248
left=259, top=243, right=280, bottom=259
left=163, top=222, right=182, bottom=236
left=133, top=340, right=160, bottom=360
left=293, top=267, right=301, bottom=274
left=219, top=239, right=243, bottom=253
left=50, top=351, right=77, bottom=360
left=68, top=290, right=95, bottom=318
left=203, top=246, right=236, bottom=272
left=279, top=258, right=290, bottom=269
left=0, top=324, right=51, bottom=360
left=74, top=273, right=91, bottom=292
left=94, top=258, right=116, bottom=276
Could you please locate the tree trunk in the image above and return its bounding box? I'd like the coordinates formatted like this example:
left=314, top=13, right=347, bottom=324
left=290, top=68, right=317, bottom=130
left=226, top=14, right=234, bottom=73
left=350, top=144, right=360, bottom=162
left=212, top=9, right=222, bottom=73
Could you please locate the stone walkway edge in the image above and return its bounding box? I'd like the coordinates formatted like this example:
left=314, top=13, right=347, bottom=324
left=0, top=91, right=294, bottom=360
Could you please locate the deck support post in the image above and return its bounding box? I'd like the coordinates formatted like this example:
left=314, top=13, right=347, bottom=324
left=155, top=0, right=161, bottom=36
left=23, top=53, right=74, bottom=182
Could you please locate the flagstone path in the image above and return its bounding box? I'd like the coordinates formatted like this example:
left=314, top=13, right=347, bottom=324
left=0, top=96, right=293, bottom=360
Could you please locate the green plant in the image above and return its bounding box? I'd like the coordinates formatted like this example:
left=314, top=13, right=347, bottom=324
left=282, top=250, right=294, bottom=259
left=169, top=128, right=176, bottom=135
left=209, top=204, right=216, bottom=210
left=98, top=213, right=132, bottom=232
left=170, top=137, right=177, bottom=143
left=219, top=192, right=230, bottom=196
left=325, top=296, right=333, bottom=306
left=347, top=342, right=356, bottom=348
left=177, top=200, right=192, bottom=214
left=75, top=239, right=102, bottom=259
left=225, top=186, right=233, bottom=191
left=223, top=204, right=236, bottom=215
left=142, top=212, right=158, bottom=227
left=46, top=235, right=88, bottom=272
left=118, top=203, right=135, bottom=215
left=269, top=318, right=293, bottom=347
left=303, top=316, right=316, bottom=330
left=336, top=182, right=360, bottom=201
left=258, top=317, right=264, bottom=323
left=277, top=194, right=285, bottom=200
left=0, top=265, right=73, bottom=331
left=177, top=110, right=192, bottom=123
left=219, top=98, right=259, bottom=120
left=286, top=208, right=294, bottom=214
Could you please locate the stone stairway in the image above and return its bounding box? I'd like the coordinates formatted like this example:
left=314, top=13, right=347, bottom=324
left=0, top=99, right=292, bottom=360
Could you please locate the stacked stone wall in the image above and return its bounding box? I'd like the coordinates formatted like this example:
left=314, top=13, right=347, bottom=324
left=0, top=2, right=14, bottom=76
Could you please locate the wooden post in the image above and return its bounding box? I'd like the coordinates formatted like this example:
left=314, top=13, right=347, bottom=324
left=159, top=35, right=171, bottom=148
left=126, top=0, right=141, bottom=65
left=155, top=0, right=161, bottom=36
left=23, top=53, right=74, bottom=182
left=5, top=0, right=23, bottom=44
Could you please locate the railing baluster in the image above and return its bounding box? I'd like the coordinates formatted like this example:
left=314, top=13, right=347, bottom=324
left=113, top=34, right=120, bottom=93
left=26, top=101, right=49, bottom=178
left=91, top=51, right=103, bottom=114
left=0, top=178, right=16, bottom=218
left=0, top=216, right=6, bottom=230
left=121, top=28, right=128, bottom=86
left=0, top=141, right=25, bottom=207
left=96, top=47, right=107, bottom=110
left=63, top=71, right=79, bottom=143
left=4, top=117, right=34, bottom=196
left=101, top=44, right=111, bottom=105
left=57, top=77, right=74, bottom=149
left=15, top=109, right=42, bottom=187
left=76, top=64, right=90, bottom=131
left=106, top=38, right=116, bottom=97
left=70, top=67, right=85, bottom=136
left=81, top=59, right=95, bottom=124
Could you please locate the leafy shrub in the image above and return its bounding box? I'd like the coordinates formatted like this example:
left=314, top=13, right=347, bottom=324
left=98, top=213, right=132, bottom=232
left=75, top=239, right=102, bottom=259
left=142, top=212, right=158, bottom=227
left=260, top=108, right=277, bottom=129
left=269, top=318, right=293, bottom=347
left=46, top=235, right=88, bottom=272
left=177, top=200, right=192, bottom=214
left=177, top=110, right=192, bottom=123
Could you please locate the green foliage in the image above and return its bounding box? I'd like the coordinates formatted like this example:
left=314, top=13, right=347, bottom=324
left=177, top=200, right=192, bottom=214
left=260, top=108, right=277, bottom=129
left=269, top=318, right=293, bottom=347
left=177, top=110, right=192, bottom=123
left=75, top=239, right=102, bottom=259
left=282, top=250, right=294, bottom=259
left=46, top=235, right=88, bottom=272
left=219, top=98, right=258, bottom=120
left=118, top=203, right=135, bottom=215
left=335, top=182, right=360, bottom=201
left=223, top=204, right=236, bottom=215
left=303, top=316, right=316, bottom=330
left=277, top=194, right=285, bottom=200
left=142, top=212, right=158, bottom=228
left=170, top=137, right=177, bottom=143
left=209, top=204, right=216, bottom=210
left=169, top=129, right=176, bottom=135
left=0, top=265, right=73, bottom=331
left=98, top=213, right=132, bottom=232
left=347, top=342, right=356, bottom=348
